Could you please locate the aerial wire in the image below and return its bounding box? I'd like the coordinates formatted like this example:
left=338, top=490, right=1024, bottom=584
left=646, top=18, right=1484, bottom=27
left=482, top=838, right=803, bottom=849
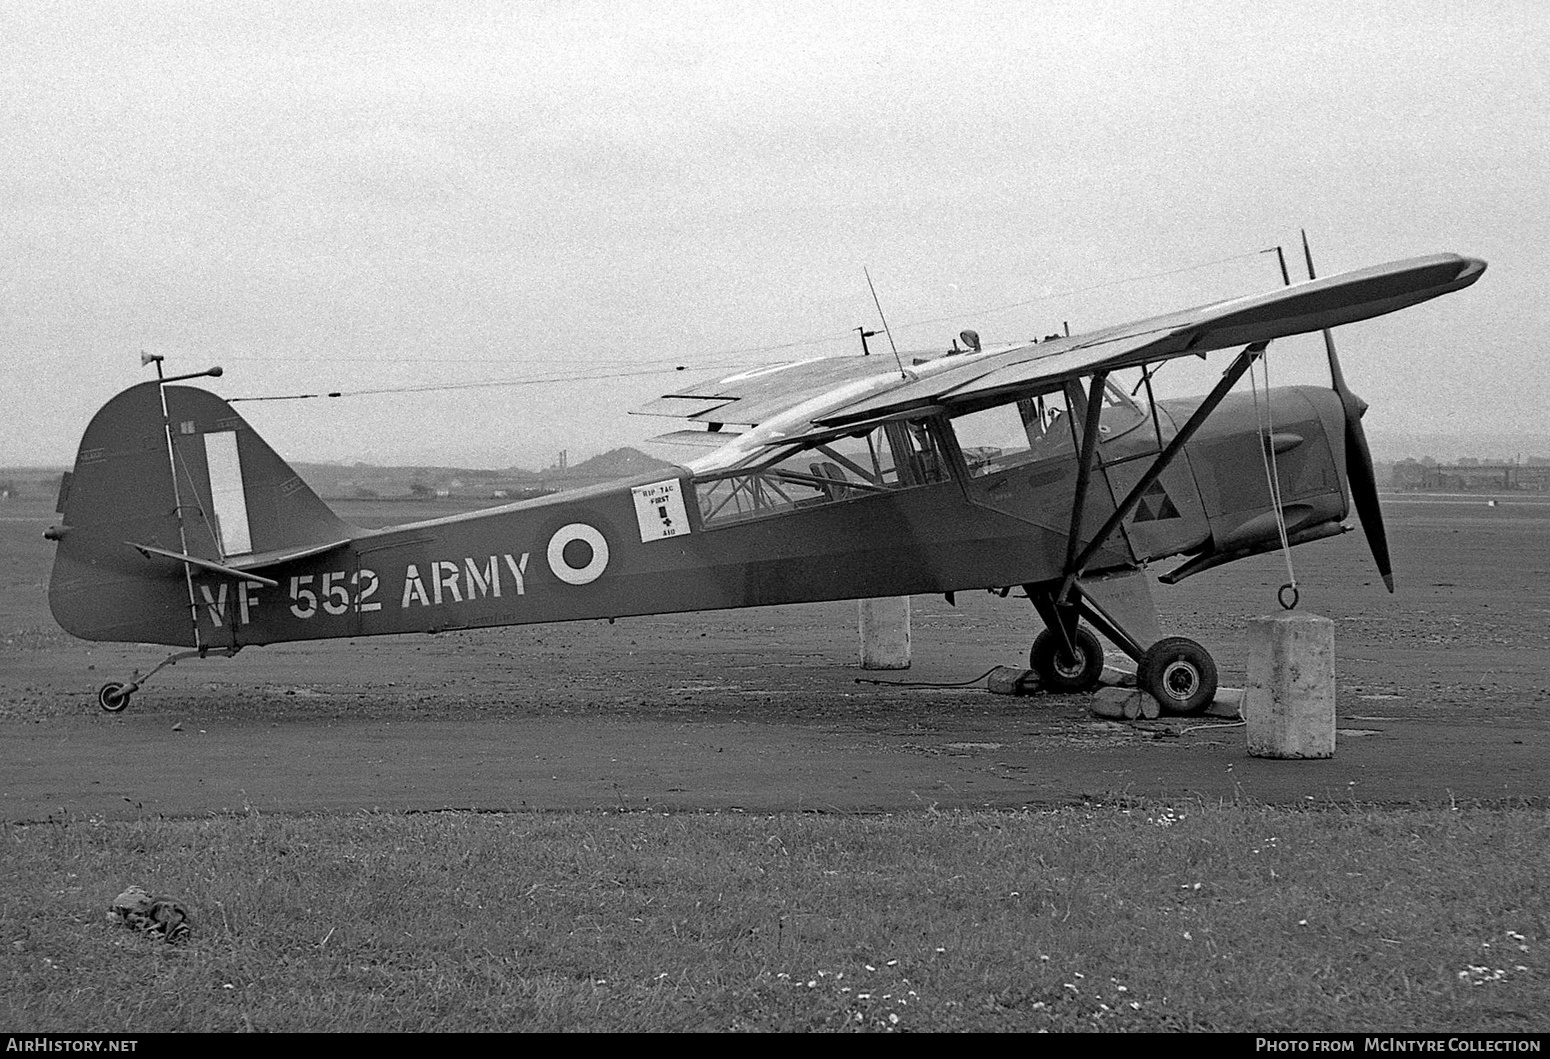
left=227, top=363, right=730, bottom=403
left=225, top=246, right=1280, bottom=403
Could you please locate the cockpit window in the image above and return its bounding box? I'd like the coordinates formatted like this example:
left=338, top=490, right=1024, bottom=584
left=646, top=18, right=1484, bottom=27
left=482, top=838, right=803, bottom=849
left=952, top=394, right=1067, bottom=477
left=1097, top=377, right=1147, bottom=440
left=949, top=379, right=1145, bottom=477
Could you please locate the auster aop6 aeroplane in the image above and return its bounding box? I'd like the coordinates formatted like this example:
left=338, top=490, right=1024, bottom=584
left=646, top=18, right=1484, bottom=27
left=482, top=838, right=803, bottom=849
left=47, top=250, right=1485, bottom=714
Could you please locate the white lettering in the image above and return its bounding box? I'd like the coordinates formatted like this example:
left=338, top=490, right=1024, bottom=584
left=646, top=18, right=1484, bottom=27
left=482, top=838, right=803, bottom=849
left=290, top=574, right=317, bottom=618
left=632, top=478, right=690, bottom=541
left=399, top=554, right=537, bottom=610
left=401, top=565, right=430, bottom=608
left=353, top=568, right=382, bottom=612
left=464, top=556, right=500, bottom=599
left=199, top=583, right=228, bottom=625
left=503, top=552, right=530, bottom=595
left=433, top=560, right=462, bottom=604
left=321, top=570, right=350, bottom=615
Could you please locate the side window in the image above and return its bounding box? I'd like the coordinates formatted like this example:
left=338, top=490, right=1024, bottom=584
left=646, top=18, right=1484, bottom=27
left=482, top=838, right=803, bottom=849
left=1098, top=379, right=1147, bottom=441
left=894, top=420, right=950, bottom=487
left=1025, top=390, right=1078, bottom=457
left=949, top=380, right=1146, bottom=478
left=696, top=456, right=824, bottom=524
left=951, top=392, right=1076, bottom=477
left=694, top=422, right=945, bottom=527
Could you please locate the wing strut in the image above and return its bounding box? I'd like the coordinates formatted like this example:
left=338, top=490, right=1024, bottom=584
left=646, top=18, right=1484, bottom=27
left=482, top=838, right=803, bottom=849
left=1038, top=372, right=1111, bottom=655
left=1058, top=341, right=1270, bottom=600
left=1055, top=372, right=1112, bottom=636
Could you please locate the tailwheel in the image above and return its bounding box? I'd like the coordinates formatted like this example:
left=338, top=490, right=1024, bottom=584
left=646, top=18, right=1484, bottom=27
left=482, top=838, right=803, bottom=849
left=97, top=682, right=132, bottom=713
left=1139, top=636, right=1218, bottom=715
left=88, top=646, right=239, bottom=715
left=1029, top=626, right=1106, bottom=693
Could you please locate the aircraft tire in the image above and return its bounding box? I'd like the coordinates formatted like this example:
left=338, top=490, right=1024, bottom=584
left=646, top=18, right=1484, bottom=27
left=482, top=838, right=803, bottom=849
left=97, top=682, right=131, bottom=713
left=1029, top=627, right=1105, bottom=693
left=1139, top=637, right=1218, bottom=715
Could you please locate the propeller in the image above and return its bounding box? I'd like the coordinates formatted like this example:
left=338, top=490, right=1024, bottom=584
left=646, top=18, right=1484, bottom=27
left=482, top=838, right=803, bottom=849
left=1302, top=230, right=1394, bottom=592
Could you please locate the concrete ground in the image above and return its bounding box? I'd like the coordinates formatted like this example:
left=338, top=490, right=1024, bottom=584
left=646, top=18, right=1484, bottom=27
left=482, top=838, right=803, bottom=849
left=3, top=494, right=1547, bottom=820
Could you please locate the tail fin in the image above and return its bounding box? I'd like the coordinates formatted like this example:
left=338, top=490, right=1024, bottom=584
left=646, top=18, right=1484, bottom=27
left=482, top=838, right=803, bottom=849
left=48, top=382, right=354, bottom=644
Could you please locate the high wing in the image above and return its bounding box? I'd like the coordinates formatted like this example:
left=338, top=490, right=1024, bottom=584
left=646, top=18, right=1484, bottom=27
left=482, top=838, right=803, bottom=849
left=638, top=253, right=1485, bottom=440
left=632, top=356, right=903, bottom=431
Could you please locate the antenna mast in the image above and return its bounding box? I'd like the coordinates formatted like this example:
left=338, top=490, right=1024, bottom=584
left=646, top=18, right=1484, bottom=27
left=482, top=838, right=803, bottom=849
left=863, top=267, right=908, bottom=379
left=141, top=353, right=224, bottom=648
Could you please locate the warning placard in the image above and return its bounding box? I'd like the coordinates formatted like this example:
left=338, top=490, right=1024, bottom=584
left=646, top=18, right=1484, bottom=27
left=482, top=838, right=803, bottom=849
left=631, top=478, right=691, bottom=542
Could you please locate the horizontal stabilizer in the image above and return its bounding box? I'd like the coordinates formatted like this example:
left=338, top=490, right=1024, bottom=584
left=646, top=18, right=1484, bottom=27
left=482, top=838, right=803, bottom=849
left=129, top=542, right=281, bottom=587
left=130, top=535, right=354, bottom=585
left=227, top=538, right=353, bottom=570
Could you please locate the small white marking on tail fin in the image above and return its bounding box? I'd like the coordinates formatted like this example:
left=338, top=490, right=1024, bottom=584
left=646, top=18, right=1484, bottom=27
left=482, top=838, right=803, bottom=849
left=203, top=431, right=253, bottom=556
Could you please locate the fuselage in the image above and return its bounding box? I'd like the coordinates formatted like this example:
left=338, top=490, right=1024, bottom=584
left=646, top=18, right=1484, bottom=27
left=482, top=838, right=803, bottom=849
left=48, top=379, right=1352, bottom=649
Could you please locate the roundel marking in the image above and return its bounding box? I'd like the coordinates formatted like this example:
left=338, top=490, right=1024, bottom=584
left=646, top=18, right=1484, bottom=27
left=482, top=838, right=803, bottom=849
left=547, top=523, right=609, bottom=585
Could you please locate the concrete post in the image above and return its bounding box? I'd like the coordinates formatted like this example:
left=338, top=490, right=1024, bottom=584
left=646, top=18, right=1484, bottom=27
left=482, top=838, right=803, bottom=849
left=1244, top=612, right=1336, bottom=759
left=858, top=597, right=911, bottom=670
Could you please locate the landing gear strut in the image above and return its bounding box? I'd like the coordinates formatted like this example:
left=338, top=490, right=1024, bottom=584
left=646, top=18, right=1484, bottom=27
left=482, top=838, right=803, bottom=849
left=1023, top=575, right=1219, bottom=713
left=95, top=646, right=241, bottom=714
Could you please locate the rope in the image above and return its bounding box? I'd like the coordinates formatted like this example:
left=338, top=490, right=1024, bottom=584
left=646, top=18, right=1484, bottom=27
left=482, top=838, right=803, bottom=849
left=1178, top=719, right=1247, bottom=735
left=855, top=666, right=1003, bottom=689
left=1248, top=348, right=1299, bottom=609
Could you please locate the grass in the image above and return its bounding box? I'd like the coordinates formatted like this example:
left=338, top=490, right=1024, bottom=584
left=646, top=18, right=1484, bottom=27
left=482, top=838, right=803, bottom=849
left=3, top=803, right=1546, bottom=1033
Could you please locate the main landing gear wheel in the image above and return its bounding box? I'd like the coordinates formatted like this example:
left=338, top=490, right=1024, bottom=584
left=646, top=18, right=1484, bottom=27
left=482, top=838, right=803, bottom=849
left=1029, top=627, right=1106, bottom=693
left=1139, top=636, right=1218, bottom=715
left=97, top=682, right=132, bottom=713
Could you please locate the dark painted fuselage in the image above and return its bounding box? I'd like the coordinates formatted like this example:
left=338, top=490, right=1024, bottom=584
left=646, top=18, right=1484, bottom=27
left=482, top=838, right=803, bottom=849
left=48, top=380, right=1352, bottom=650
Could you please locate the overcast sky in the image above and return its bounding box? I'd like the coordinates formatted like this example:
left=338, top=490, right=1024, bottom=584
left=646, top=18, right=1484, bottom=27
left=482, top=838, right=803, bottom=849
left=2, top=1, right=1544, bottom=469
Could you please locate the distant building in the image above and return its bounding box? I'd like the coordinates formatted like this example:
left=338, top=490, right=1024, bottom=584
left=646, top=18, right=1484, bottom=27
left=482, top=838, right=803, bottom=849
left=1393, top=458, right=1549, bottom=492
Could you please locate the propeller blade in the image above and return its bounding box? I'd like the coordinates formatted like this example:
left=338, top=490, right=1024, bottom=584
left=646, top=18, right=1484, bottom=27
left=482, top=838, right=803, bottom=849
left=1303, top=230, right=1394, bottom=592
left=1341, top=400, right=1394, bottom=591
